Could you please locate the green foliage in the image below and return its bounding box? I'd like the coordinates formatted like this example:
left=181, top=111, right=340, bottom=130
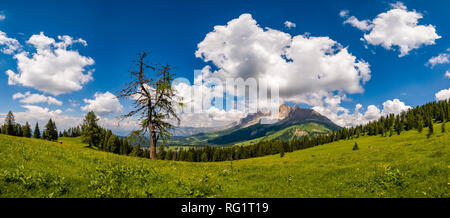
left=0, top=122, right=448, bottom=198
left=81, top=111, right=102, bottom=147
left=33, top=122, right=40, bottom=139
left=43, top=119, right=58, bottom=141
left=129, top=145, right=144, bottom=157
left=22, top=122, right=31, bottom=138
left=3, top=111, right=16, bottom=136
left=353, top=142, right=359, bottom=151
left=0, top=165, right=69, bottom=197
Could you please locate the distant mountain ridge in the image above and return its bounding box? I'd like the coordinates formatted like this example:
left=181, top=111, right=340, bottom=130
left=167, top=104, right=341, bottom=146
left=208, top=104, right=340, bottom=145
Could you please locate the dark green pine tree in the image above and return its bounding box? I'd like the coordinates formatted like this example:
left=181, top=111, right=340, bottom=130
left=107, top=134, right=120, bottom=153
left=200, top=151, right=209, bottom=162
left=279, top=144, right=285, bottom=157
left=120, top=138, right=131, bottom=155
left=15, top=124, right=23, bottom=137
left=427, top=119, right=434, bottom=138
left=3, top=111, right=16, bottom=136
left=394, top=115, right=402, bottom=135
left=22, top=122, right=32, bottom=138
left=81, top=111, right=102, bottom=147
left=33, top=122, right=41, bottom=139
left=157, top=144, right=166, bottom=159
left=130, top=145, right=143, bottom=157
left=44, top=119, right=58, bottom=141
left=389, top=126, right=394, bottom=137
left=416, top=115, right=424, bottom=133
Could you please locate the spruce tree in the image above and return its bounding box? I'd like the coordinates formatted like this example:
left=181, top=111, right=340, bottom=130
left=427, top=119, right=434, bottom=138
left=394, top=115, right=402, bottom=135
left=200, top=152, right=208, bottom=162
left=23, top=122, right=31, bottom=138
left=417, top=116, right=424, bottom=133
left=4, top=111, right=16, bottom=136
left=279, top=144, right=285, bottom=157
left=130, top=145, right=143, bottom=157
left=81, top=111, right=101, bottom=147
left=33, top=122, right=41, bottom=139
left=44, top=119, right=58, bottom=141
left=15, top=124, right=23, bottom=137
left=158, top=144, right=166, bottom=159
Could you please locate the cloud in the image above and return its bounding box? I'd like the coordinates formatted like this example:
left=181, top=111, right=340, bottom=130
left=339, top=10, right=349, bottom=18
left=69, top=99, right=80, bottom=107
left=196, top=13, right=370, bottom=105
left=81, top=91, right=123, bottom=116
left=12, top=91, right=62, bottom=106
left=381, top=98, right=411, bottom=115
left=0, top=105, right=138, bottom=136
left=343, top=16, right=373, bottom=31
left=170, top=13, right=373, bottom=128
left=445, top=70, right=450, bottom=79
left=427, top=53, right=449, bottom=68
left=0, top=13, right=5, bottom=21
left=435, top=88, right=450, bottom=101
left=6, top=32, right=94, bottom=95
left=5, top=105, right=76, bottom=131
left=314, top=98, right=411, bottom=127
left=0, top=30, right=21, bottom=54
left=284, top=21, right=296, bottom=29
left=342, top=2, right=441, bottom=57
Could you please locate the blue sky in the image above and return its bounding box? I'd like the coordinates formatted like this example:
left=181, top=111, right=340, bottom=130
left=0, top=0, right=449, bottom=133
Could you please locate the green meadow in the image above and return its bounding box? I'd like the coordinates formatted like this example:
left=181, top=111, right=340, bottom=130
left=0, top=123, right=448, bottom=198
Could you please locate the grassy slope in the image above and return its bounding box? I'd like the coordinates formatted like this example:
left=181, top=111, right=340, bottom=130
left=0, top=123, right=448, bottom=198
left=234, top=123, right=330, bottom=146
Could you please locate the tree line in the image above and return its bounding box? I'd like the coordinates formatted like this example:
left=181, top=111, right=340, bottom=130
left=1, top=99, right=448, bottom=162
left=152, top=99, right=449, bottom=162
left=1, top=111, right=58, bottom=141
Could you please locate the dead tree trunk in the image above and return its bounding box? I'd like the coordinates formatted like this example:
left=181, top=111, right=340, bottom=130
left=149, top=125, right=157, bottom=160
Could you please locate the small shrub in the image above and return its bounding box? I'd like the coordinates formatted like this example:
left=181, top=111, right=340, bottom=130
left=352, top=142, right=359, bottom=151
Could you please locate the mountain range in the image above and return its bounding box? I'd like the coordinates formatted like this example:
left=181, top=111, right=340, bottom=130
left=167, top=104, right=341, bottom=146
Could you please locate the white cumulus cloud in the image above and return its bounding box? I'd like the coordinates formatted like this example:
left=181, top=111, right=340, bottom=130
left=427, top=53, right=449, bottom=68
left=81, top=91, right=123, bottom=116
left=12, top=91, right=62, bottom=106
left=173, top=13, right=372, bottom=127
left=314, top=98, right=411, bottom=127
left=343, top=16, right=373, bottom=31
left=435, top=88, right=450, bottom=101
left=381, top=99, right=412, bottom=115
left=6, top=32, right=94, bottom=95
left=445, top=70, right=450, bottom=79
left=342, top=2, right=441, bottom=57
left=195, top=13, right=370, bottom=105
left=0, top=30, right=21, bottom=54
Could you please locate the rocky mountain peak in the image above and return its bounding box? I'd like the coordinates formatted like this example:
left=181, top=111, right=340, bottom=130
left=278, top=104, right=292, bottom=120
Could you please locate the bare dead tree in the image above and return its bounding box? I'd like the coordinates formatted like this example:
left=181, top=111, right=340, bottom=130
left=118, top=52, right=182, bottom=160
